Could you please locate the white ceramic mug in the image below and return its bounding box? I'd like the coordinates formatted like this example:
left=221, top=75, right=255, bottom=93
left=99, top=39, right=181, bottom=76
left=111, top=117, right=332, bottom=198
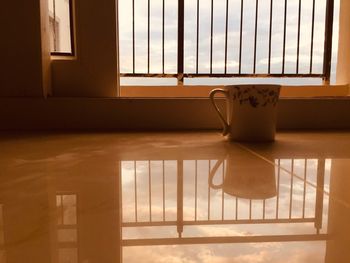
left=210, top=85, right=281, bottom=142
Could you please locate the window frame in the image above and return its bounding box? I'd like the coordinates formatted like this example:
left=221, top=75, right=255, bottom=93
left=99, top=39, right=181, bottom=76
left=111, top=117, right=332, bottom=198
left=118, top=0, right=336, bottom=87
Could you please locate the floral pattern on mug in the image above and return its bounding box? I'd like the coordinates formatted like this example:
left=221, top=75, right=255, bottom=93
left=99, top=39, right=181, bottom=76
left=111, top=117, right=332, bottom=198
left=233, top=86, right=280, bottom=108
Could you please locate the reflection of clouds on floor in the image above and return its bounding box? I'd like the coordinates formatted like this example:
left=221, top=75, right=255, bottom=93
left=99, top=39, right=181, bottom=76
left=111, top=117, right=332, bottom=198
left=121, top=158, right=329, bottom=233
left=121, top=157, right=329, bottom=262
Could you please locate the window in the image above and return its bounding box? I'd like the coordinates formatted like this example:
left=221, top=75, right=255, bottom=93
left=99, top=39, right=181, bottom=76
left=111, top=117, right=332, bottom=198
left=118, top=0, right=340, bottom=88
left=49, top=0, right=74, bottom=55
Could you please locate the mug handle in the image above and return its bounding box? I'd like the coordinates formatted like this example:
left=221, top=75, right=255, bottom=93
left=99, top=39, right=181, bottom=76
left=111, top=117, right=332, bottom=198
left=209, top=89, right=230, bottom=136
left=208, top=159, right=225, bottom=190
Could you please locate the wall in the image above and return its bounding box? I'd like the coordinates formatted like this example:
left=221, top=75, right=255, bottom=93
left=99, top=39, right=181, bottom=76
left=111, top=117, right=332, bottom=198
left=336, top=0, right=350, bottom=89
left=0, top=0, right=118, bottom=98
left=325, top=160, right=350, bottom=263
left=0, top=1, right=51, bottom=97
left=120, top=85, right=349, bottom=98
left=1, top=98, right=350, bottom=130
left=0, top=0, right=349, bottom=98
left=51, top=0, right=119, bottom=97
left=0, top=0, right=349, bottom=131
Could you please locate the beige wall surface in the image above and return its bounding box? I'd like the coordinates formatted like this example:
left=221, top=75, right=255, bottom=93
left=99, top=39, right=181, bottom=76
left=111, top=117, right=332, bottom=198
left=0, top=1, right=50, bottom=97
left=51, top=0, right=119, bottom=97
left=120, top=85, right=349, bottom=98
left=336, top=0, right=350, bottom=87
left=0, top=0, right=118, bottom=98
left=326, top=160, right=350, bottom=263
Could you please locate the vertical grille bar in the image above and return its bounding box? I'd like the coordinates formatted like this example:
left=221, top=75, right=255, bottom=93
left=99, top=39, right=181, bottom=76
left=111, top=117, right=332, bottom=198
left=282, top=0, right=287, bottom=74
left=239, top=0, right=244, bottom=74
left=134, top=161, right=138, bottom=222
left=221, top=161, right=225, bottom=220
left=276, top=159, right=281, bottom=218
left=253, top=0, right=259, bottom=74
left=235, top=198, right=238, bottom=220
left=177, top=161, right=184, bottom=237
left=147, top=0, right=151, bottom=74
left=208, top=161, right=211, bottom=220
left=149, top=161, right=152, bottom=221
left=195, top=161, right=198, bottom=221
left=315, top=159, right=325, bottom=233
left=210, top=0, right=214, bottom=74
left=302, top=159, right=307, bottom=218
left=249, top=200, right=252, bottom=220
left=309, top=0, right=316, bottom=74
left=268, top=0, right=273, bottom=74
left=296, top=0, right=301, bottom=74
left=132, top=0, right=135, bottom=73
left=178, top=0, right=185, bottom=84
left=162, top=0, right=165, bottom=74
left=162, top=161, right=165, bottom=221
left=289, top=160, right=294, bottom=219
left=224, top=0, right=229, bottom=74
left=53, top=0, right=57, bottom=51
left=196, top=0, right=200, bottom=74
left=323, top=0, right=335, bottom=83
left=263, top=199, right=266, bottom=219
left=119, top=162, right=123, bottom=231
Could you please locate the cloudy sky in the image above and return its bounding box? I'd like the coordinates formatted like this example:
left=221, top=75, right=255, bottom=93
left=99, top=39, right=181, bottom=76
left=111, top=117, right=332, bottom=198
left=118, top=0, right=340, bottom=85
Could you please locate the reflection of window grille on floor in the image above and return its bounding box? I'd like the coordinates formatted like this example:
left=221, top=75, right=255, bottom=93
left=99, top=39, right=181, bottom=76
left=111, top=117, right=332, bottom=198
left=56, top=194, right=78, bottom=263
left=121, top=159, right=330, bottom=245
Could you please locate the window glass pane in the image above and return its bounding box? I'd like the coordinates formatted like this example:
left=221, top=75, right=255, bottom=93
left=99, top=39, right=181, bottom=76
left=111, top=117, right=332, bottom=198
left=49, top=0, right=73, bottom=54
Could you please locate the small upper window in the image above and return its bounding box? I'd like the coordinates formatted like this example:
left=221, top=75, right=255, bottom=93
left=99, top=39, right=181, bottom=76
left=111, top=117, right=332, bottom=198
left=49, top=0, right=74, bottom=55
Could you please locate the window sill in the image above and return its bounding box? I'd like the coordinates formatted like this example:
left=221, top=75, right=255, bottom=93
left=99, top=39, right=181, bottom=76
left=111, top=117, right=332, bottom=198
left=120, top=85, right=349, bottom=98
left=51, top=55, right=77, bottom=61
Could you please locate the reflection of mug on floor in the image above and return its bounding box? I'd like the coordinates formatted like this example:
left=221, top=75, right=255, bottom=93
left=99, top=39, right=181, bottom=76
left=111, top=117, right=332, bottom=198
left=210, top=85, right=281, bottom=142
left=209, top=156, right=277, bottom=200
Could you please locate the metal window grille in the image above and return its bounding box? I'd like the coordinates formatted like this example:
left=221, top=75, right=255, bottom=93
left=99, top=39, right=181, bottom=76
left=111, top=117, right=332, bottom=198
left=119, top=0, right=335, bottom=84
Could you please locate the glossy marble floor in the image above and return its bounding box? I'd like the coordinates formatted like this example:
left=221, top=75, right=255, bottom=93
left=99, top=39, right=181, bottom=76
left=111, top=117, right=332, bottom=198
left=1, top=131, right=350, bottom=263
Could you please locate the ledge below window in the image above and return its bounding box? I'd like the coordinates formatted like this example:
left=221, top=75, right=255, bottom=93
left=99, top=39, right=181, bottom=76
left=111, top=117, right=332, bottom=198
left=120, top=85, right=349, bottom=98
left=0, top=97, right=350, bottom=130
